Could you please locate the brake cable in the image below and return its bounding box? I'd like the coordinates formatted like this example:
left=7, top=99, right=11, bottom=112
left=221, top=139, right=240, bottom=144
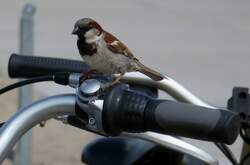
left=0, top=73, right=69, bottom=95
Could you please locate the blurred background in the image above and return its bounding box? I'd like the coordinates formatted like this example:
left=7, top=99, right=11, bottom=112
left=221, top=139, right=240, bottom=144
left=0, top=0, right=250, bottom=164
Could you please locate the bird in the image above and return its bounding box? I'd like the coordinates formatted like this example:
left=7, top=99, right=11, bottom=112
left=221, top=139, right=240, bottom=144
left=72, top=18, right=164, bottom=87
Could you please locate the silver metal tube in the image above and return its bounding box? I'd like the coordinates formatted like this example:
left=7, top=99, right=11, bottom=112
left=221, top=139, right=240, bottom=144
left=15, top=3, right=36, bottom=165
left=0, top=94, right=76, bottom=163
left=121, top=72, right=215, bottom=108
left=124, top=132, right=218, bottom=165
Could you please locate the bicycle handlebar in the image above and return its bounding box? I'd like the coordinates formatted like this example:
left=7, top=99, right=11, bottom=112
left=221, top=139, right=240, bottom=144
left=6, top=53, right=241, bottom=144
left=0, top=93, right=218, bottom=165
left=4, top=54, right=240, bottom=164
left=103, top=85, right=240, bottom=144
left=8, top=53, right=89, bottom=78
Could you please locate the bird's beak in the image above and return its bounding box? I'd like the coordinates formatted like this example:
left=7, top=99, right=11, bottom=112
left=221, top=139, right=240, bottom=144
left=72, top=26, right=79, bottom=35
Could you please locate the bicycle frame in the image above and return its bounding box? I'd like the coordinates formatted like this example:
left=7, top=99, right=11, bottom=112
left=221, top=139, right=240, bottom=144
left=0, top=73, right=219, bottom=164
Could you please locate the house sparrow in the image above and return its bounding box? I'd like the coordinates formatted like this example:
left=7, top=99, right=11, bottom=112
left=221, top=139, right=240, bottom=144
left=72, top=18, right=164, bottom=86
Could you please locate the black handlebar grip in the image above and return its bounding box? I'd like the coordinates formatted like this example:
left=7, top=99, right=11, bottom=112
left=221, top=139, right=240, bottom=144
left=145, top=100, right=240, bottom=144
left=8, top=53, right=90, bottom=78
left=103, top=85, right=240, bottom=144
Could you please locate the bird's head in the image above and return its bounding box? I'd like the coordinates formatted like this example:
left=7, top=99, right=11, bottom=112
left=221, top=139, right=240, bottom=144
left=72, top=18, right=103, bottom=40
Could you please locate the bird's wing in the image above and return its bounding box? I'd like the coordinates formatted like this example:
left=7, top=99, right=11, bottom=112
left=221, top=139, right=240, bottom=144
left=103, top=31, right=137, bottom=60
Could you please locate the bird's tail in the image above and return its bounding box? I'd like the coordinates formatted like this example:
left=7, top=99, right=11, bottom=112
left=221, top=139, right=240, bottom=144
left=136, top=61, right=165, bottom=81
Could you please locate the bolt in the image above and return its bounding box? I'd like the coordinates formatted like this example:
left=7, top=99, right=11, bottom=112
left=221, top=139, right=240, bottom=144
left=89, top=118, right=96, bottom=125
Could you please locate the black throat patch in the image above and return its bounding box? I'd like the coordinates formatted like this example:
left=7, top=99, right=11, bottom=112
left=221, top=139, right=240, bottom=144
left=77, top=38, right=97, bottom=56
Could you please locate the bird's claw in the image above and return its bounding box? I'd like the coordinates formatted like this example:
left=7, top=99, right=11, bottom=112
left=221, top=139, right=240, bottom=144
left=80, top=70, right=103, bottom=84
left=39, top=120, right=47, bottom=127
left=100, top=84, right=112, bottom=93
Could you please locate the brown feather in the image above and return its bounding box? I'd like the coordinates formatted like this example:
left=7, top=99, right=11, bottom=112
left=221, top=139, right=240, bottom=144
left=104, top=31, right=135, bottom=59
left=88, top=21, right=103, bottom=33
left=103, top=31, right=163, bottom=81
left=135, top=61, right=164, bottom=81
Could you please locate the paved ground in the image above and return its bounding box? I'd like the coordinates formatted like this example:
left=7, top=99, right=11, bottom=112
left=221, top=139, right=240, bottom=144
left=1, top=0, right=250, bottom=164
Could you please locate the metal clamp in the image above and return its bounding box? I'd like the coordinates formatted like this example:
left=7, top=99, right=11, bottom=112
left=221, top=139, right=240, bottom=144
left=75, top=79, right=105, bottom=135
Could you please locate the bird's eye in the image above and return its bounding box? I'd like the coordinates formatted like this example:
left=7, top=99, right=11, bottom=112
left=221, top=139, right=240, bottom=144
left=93, top=29, right=100, bottom=35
